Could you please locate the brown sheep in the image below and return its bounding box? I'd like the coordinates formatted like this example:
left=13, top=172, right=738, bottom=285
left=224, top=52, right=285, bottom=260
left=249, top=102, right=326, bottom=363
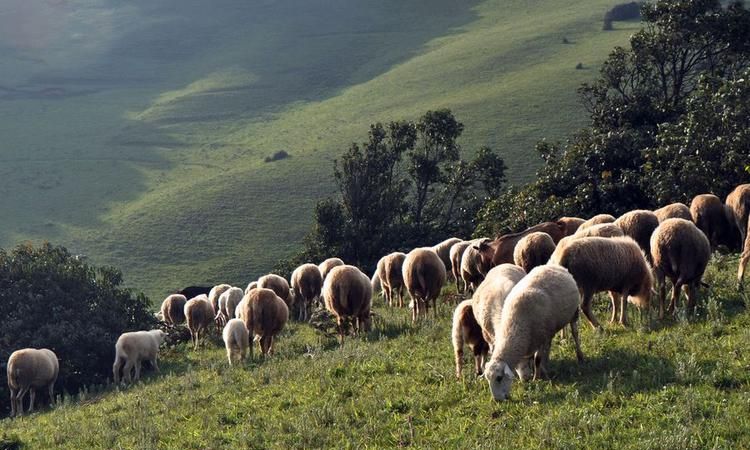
left=475, top=222, right=567, bottom=274
left=512, top=232, right=556, bottom=273
left=159, top=294, right=187, bottom=325
left=452, top=300, right=489, bottom=379
left=726, top=184, right=750, bottom=287
left=208, top=284, right=232, bottom=332
left=7, top=348, right=58, bottom=417
left=291, top=263, right=323, bottom=321
left=549, top=236, right=652, bottom=328
left=614, top=210, right=660, bottom=264
left=578, top=214, right=616, bottom=231
left=258, top=274, right=292, bottom=307
left=556, top=217, right=586, bottom=236
left=432, top=237, right=463, bottom=279
left=650, top=218, right=711, bottom=318
left=322, top=265, right=373, bottom=345
left=184, top=295, right=215, bottom=350
left=319, top=258, right=345, bottom=280
left=654, top=202, right=692, bottom=222
left=245, top=281, right=258, bottom=295
left=403, top=248, right=447, bottom=322
left=377, top=252, right=407, bottom=308
left=690, top=193, right=741, bottom=250
left=461, top=239, right=490, bottom=295
left=450, top=241, right=472, bottom=294
left=237, top=288, right=289, bottom=357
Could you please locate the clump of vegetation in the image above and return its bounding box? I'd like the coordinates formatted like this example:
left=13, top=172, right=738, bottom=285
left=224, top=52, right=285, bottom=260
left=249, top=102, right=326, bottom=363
left=477, top=0, right=750, bottom=236
left=0, top=242, right=155, bottom=414
left=264, top=150, right=290, bottom=162
left=282, top=109, right=507, bottom=274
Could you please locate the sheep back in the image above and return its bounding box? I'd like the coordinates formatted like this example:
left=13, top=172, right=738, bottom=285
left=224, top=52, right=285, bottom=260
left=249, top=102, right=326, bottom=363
left=512, top=232, right=555, bottom=273
left=471, top=264, right=526, bottom=343
left=323, top=265, right=373, bottom=320
left=240, top=288, right=289, bottom=338
left=650, top=218, right=711, bottom=284
left=7, top=348, right=59, bottom=391
left=291, top=264, right=324, bottom=303
left=403, top=248, right=447, bottom=302
left=653, top=202, right=692, bottom=222
left=319, top=258, right=345, bottom=280
left=614, top=209, right=659, bottom=259
left=573, top=223, right=624, bottom=238
left=690, top=193, right=741, bottom=250
left=160, top=294, right=187, bottom=325
left=432, top=237, right=462, bottom=273
left=208, top=284, right=232, bottom=314
left=556, top=217, right=586, bottom=236
left=258, top=274, right=292, bottom=306
left=578, top=214, right=616, bottom=231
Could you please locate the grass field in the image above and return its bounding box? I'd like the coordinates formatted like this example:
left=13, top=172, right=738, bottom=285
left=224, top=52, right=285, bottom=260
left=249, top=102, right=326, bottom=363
left=3, top=255, right=750, bottom=449
left=0, top=0, right=638, bottom=299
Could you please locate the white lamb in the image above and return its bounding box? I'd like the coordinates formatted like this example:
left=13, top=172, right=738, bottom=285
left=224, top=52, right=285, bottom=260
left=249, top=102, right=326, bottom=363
left=112, top=329, right=167, bottom=384
left=222, top=318, right=250, bottom=365
left=484, top=265, right=584, bottom=401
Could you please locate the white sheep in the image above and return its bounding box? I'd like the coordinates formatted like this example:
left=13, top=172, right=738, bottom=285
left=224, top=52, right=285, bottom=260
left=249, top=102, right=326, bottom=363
left=484, top=265, right=584, bottom=401
left=512, top=232, right=555, bottom=273
left=7, top=348, right=59, bottom=416
left=449, top=241, right=472, bottom=294
left=159, top=294, right=187, bottom=325
left=578, top=214, right=616, bottom=231
left=291, top=263, right=324, bottom=321
left=184, top=294, right=214, bottom=350
left=432, top=237, right=463, bottom=278
left=403, top=247, right=447, bottom=322
left=222, top=318, right=250, bottom=365
left=257, top=274, right=292, bottom=307
left=245, top=281, right=258, bottom=295
left=461, top=239, right=488, bottom=295
left=377, top=252, right=407, bottom=307
left=471, top=264, right=526, bottom=346
left=217, top=287, right=244, bottom=327
left=319, top=257, right=345, bottom=280
left=237, top=288, right=289, bottom=357
left=549, top=236, right=652, bottom=328
left=112, top=330, right=167, bottom=384
left=323, top=265, right=373, bottom=345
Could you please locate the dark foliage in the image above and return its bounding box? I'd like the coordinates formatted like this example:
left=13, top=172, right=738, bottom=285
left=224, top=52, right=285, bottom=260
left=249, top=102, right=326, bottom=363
left=264, top=150, right=290, bottom=162
left=0, top=242, right=155, bottom=414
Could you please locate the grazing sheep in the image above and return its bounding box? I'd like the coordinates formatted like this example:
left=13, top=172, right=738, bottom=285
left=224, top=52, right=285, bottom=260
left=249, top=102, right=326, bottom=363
left=258, top=274, right=292, bottom=307
left=222, top=318, right=250, bottom=365
left=690, top=193, right=741, bottom=250
left=654, top=202, right=692, bottom=222
left=404, top=248, right=447, bottom=322
left=461, top=240, right=488, bottom=295
left=371, top=270, right=382, bottom=297
left=377, top=252, right=407, bottom=308
left=471, top=264, right=526, bottom=346
left=217, top=287, right=244, bottom=327
left=237, top=288, right=289, bottom=357
left=432, top=237, right=463, bottom=278
left=208, top=284, right=232, bottom=331
left=450, top=241, right=472, bottom=294
left=178, top=285, right=212, bottom=299
left=322, top=265, right=373, bottom=345
left=483, top=265, right=584, bottom=401
left=7, top=348, right=58, bottom=417
left=549, top=236, right=652, bottom=328
left=291, top=263, right=324, bottom=321
left=726, top=184, right=750, bottom=287
left=557, top=217, right=586, bottom=236
left=452, top=300, right=490, bottom=379
left=245, top=281, right=258, bottom=295
left=474, top=222, right=567, bottom=274
left=578, top=214, right=617, bottom=231
left=513, top=232, right=556, bottom=273
left=112, top=330, right=167, bottom=384
left=319, top=258, right=345, bottom=280
left=159, top=294, right=187, bottom=325
left=573, top=222, right=624, bottom=238
left=184, top=295, right=215, bottom=350
left=615, top=210, right=660, bottom=263
left=650, top=218, right=711, bottom=318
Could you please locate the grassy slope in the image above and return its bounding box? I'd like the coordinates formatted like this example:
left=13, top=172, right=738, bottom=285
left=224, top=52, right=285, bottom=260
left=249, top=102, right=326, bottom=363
left=3, top=256, right=750, bottom=449
left=0, top=0, right=637, bottom=299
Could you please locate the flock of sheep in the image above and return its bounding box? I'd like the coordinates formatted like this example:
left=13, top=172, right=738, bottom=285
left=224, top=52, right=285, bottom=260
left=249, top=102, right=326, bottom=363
left=7, top=184, right=750, bottom=415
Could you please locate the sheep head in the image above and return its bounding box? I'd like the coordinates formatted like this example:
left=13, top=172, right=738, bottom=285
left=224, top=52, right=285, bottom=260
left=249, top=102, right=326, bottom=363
left=484, top=360, right=515, bottom=401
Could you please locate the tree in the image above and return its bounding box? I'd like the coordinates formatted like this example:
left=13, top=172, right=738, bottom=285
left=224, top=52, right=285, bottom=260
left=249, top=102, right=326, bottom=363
left=0, top=242, right=155, bottom=415
left=476, top=0, right=750, bottom=235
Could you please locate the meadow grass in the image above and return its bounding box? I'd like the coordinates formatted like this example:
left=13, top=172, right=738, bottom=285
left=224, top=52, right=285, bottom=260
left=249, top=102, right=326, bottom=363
left=0, top=0, right=637, bottom=299
left=3, top=256, right=750, bottom=449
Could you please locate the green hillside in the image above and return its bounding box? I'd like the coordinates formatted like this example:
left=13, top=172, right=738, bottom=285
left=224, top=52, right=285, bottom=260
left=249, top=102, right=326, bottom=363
left=3, top=258, right=749, bottom=448
left=0, top=0, right=637, bottom=298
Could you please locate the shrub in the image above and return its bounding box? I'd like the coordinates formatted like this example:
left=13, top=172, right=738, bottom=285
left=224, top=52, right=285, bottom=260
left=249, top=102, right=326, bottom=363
left=264, top=150, right=290, bottom=162
left=0, top=242, right=155, bottom=415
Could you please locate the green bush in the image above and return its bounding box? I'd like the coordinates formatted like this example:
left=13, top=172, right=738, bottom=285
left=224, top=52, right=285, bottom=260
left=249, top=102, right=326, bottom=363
left=0, top=242, right=155, bottom=415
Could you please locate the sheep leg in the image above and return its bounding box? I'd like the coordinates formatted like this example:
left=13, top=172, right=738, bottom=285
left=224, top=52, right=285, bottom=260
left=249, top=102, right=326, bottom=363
left=16, top=387, right=29, bottom=415
left=123, top=360, right=135, bottom=384
left=739, top=243, right=750, bottom=289
left=619, top=291, right=628, bottom=326
left=474, top=353, right=484, bottom=377
left=668, top=280, right=683, bottom=316
left=338, top=318, right=346, bottom=346
left=608, top=291, right=619, bottom=324
left=570, top=311, right=585, bottom=363
left=454, top=346, right=463, bottom=379
left=227, top=347, right=234, bottom=365
left=29, top=389, right=35, bottom=413
left=657, top=272, right=666, bottom=320
left=113, top=357, right=123, bottom=384
left=686, top=282, right=698, bottom=315
left=581, top=293, right=601, bottom=330
left=48, top=383, right=55, bottom=407
left=134, top=361, right=142, bottom=382
left=10, top=388, right=18, bottom=417
left=151, top=357, right=160, bottom=374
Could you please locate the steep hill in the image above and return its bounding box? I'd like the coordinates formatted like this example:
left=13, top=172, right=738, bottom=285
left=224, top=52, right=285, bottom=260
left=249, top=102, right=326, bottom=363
left=0, top=0, right=637, bottom=298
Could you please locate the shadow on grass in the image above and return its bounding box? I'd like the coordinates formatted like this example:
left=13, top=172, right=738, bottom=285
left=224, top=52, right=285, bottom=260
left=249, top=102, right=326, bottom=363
left=549, top=348, right=677, bottom=398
